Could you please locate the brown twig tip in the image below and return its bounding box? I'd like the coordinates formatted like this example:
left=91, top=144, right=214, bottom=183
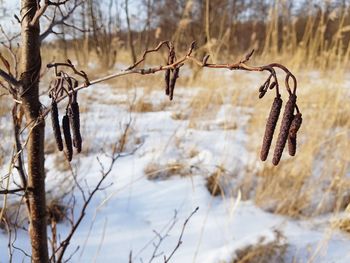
left=51, top=100, right=63, bottom=152
left=272, top=94, right=297, bottom=165
left=202, top=54, right=210, bottom=65
left=260, top=96, right=283, bottom=161
left=62, top=114, right=73, bottom=161
left=288, top=113, right=303, bottom=156
left=245, top=49, right=255, bottom=61
left=68, top=101, right=82, bottom=153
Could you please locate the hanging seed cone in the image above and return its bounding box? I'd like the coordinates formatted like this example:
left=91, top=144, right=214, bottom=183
left=272, top=94, right=297, bottom=165
left=169, top=67, right=179, bottom=101
left=165, top=69, right=170, bottom=95
left=62, top=114, right=73, bottom=161
left=166, top=47, right=175, bottom=97
left=260, top=96, right=283, bottom=161
left=69, top=101, right=82, bottom=153
left=51, top=100, right=63, bottom=151
left=288, top=113, right=303, bottom=156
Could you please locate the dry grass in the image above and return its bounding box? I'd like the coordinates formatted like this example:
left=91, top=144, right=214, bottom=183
left=333, top=217, right=350, bottom=234
left=0, top=197, right=68, bottom=231
left=52, top=152, right=71, bottom=173
left=144, top=161, right=192, bottom=180
left=0, top=201, right=27, bottom=230
left=130, top=98, right=169, bottom=113
left=229, top=230, right=287, bottom=263
left=206, top=173, right=224, bottom=197
left=46, top=199, right=67, bottom=224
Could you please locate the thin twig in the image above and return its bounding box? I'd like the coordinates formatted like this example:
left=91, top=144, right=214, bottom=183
left=0, top=188, right=25, bottom=195
left=164, top=207, right=199, bottom=263
left=54, top=121, right=140, bottom=263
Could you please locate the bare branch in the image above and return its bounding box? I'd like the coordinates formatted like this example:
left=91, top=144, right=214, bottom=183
left=54, top=121, right=140, bottom=263
left=42, top=40, right=299, bottom=121
left=39, top=0, right=84, bottom=42
left=0, top=188, right=25, bottom=195
left=30, top=0, right=70, bottom=26
left=164, top=207, right=199, bottom=263
left=0, top=69, right=21, bottom=87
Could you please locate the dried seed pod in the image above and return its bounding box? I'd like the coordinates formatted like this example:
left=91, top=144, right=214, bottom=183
left=68, top=101, right=82, bottom=153
left=260, top=96, right=283, bottom=161
left=62, top=114, right=73, bottom=161
left=288, top=113, right=302, bottom=156
left=165, top=69, right=170, bottom=95
left=51, top=100, right=63, bottom=151
left=169, top=67, right=179, bottom=101
left=272, top=94, right=297, bottom=165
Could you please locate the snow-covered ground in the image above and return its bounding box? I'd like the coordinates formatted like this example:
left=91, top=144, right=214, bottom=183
left=1, top=72, right=350, bottom=263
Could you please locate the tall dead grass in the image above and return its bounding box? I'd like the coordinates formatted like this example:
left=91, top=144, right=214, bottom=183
left=261, top=1, right=350, bottom=72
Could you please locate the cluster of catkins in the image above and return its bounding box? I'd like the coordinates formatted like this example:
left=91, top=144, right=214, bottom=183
left=259, top=79, right=302, bottom=165
left=164, top=46, right=180, bottom=100
left=50, top=78, right=82, bottom=161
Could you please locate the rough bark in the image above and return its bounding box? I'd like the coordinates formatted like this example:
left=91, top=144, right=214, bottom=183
left=20, top=1, right=49, bottom=262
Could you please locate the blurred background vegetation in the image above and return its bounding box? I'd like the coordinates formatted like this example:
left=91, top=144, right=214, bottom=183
left=0, top=0, right=346, bottom=71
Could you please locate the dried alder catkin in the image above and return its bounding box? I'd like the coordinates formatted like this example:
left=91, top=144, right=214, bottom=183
left=68, top=100, right=82, bottom=153
left=62, top=114, right=73, bottom=161
left=165, top=47, right=175, bottom=96
left=165, top=69, right=170, bottom=95
left=169, top=67, right=179, bottom=100
left=288, top=113, right=303, bottom=156
left=272, top=94, right=297, bottom=165
left=260, top=95, right=283, bottom=161
left=51, top=100, right=63, bottom=151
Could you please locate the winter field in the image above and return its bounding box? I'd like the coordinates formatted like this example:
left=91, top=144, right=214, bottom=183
left=1, top=66, right=350, bottom=263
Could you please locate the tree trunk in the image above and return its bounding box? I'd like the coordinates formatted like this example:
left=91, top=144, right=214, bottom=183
left=20, top=1, right=48, bottom=262
left=125, top=0, right=137, bottom=64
